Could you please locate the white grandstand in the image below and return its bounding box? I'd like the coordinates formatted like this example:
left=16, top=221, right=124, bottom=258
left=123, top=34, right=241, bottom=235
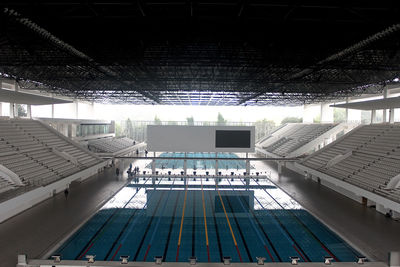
left=88, top=137, right=136, bottom=153
left=256, top=123, right=354, bottom=157
left=299, top=124, right=400, bottom=204
left=0, top=119, right=103, bottom=202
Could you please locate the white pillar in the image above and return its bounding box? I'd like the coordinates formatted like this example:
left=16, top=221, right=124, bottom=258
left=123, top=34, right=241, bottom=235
left=151, top=160, right=156, bottom=174
left=371, top=110, right=376, bottom=124
left=75, top=100, right=79, bottom=119
left=277, top=161, right=282, bottom=175
left=215, top=152, right=219, bottom=175
left=345, top=97, right=349, bottom=122
left=383, top=87, right=388, bottom=123
left=9, top=103, right=14, bottom=118
left=389, top=251, right=400, bottom=267
left=320, top=103, right=334, bottom=123
left=389, top=108, right=395, bottom=123
left=14, top=81, right=19, bottom=117
left=303, top=104, right=314, bottom=123
left=27, top=105, right=32, bottom=118
left=348, top=108, right=361, bottom=123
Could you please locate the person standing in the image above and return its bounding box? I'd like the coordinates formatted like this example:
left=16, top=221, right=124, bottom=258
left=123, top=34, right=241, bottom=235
left=64, top=188, right=69, bottom=199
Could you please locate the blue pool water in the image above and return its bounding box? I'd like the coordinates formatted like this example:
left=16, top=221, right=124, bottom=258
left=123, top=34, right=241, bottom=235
left=146, top=152, right=250, bottom=170
left=53, top=177, right=361, bottom=263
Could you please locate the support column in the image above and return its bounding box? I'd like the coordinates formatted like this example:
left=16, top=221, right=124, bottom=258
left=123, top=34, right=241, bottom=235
left=320, top=102, right=334, bottom=123
left=13, top=81, right=18, bottom=117
left=74, top=100, right=79, bottom=119
left=183, top=152, right=187, bottom=175
left=51, top=104, right=55, bottom=118
left=371, top=110, right=376, bottom=124
left=389, top=108, right=395, bottom=123
left=302, top=104, right=314, bottom=123
left=245, top=153, right=250, bottom=175
left=27, top=104, right=32, bottom=118
left=277, top=161, right=283, bottom=175
left=389, top=251, right=400, bottom=267
left=151, top=159, right=156, bottom=174
left=383, top=87, right=388, bottom=123
left=345, top=97, right=349, bottom=122
left=9, top=103, right=14, bottom=118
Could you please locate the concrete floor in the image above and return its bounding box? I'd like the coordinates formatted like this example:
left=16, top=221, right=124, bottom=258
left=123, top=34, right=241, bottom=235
left=0, top=158, right=399, bottom=267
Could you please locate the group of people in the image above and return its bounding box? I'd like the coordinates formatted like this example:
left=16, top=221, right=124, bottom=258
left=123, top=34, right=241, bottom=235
left=135, top=149, right=148, bottom=157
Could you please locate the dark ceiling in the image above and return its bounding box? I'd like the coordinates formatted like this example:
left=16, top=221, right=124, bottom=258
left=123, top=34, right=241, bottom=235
left=1, top=1, right=400, bottom=105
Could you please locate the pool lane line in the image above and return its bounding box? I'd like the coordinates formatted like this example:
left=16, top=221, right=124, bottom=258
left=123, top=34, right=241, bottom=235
left=132, top=190, right=166, bottom=261
left=111, top=187, right=165, bottom=261
left=215, top=184, right=243, bottom=262
left=105, top=178, right=163, bottom=261
left=252, top=179, right=339, bottom=262
left=143, top=180, right=176, bottom=261
left=201, top=179, right=210, bottom=262
left=297, top=211, right=361, bottom=259
left=162, top=190, right=182, bottom=260
left=222, top=188, right=253, bottom=262
left=207, top=189, right=223, bottom=262
left=244, top=179, right=309, bottom=262
left=192, top=189, right=196, bottom=258
left=175, top=183, right=189, bottom=261
left=76, top=178, right=151, bottom=260
left=226, top=179, right=277, bottom=262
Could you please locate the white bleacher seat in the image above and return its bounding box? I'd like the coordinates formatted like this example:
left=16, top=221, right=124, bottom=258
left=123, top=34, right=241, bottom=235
left=302, top=124, right=400, bottom=204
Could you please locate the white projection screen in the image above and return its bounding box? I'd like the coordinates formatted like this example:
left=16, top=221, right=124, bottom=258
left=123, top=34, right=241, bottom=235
left=147, top=125, right=255, bottom=152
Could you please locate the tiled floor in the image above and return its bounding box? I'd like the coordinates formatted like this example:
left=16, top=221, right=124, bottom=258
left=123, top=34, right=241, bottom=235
left=0, top=157, right=398, bottom=267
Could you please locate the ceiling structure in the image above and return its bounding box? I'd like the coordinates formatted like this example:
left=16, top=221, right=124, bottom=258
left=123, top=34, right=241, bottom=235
left=331, top=96, right=400, bottom=110
left=0, top=1, right=400, bottom=106
left=0, top=88, right=72, bottom=105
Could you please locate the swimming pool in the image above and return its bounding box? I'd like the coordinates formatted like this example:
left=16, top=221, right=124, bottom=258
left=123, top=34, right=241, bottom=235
left=53, top=176, right=361, bottom=263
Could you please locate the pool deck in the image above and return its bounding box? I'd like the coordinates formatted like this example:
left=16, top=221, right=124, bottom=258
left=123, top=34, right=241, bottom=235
left=0, top=156, right=398, bottom=267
